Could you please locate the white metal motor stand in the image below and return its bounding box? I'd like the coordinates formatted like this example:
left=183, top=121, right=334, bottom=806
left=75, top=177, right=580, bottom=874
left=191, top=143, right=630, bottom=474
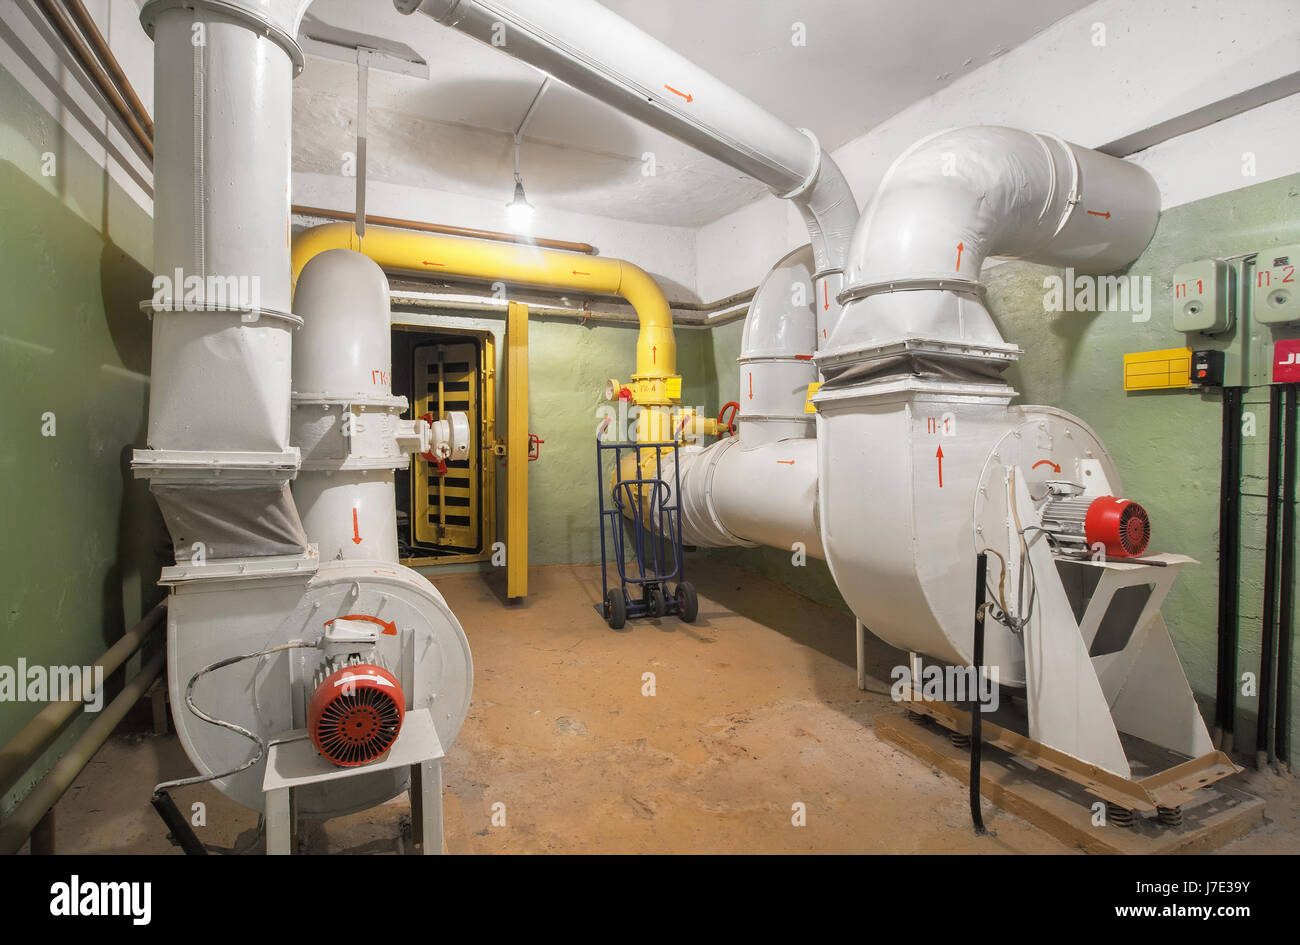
left=261, top=707, right=445, bottom=854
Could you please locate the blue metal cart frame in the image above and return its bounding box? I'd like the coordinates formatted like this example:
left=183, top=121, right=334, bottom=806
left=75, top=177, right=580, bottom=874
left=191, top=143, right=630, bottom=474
left=595, top=439, right=698, bottom=628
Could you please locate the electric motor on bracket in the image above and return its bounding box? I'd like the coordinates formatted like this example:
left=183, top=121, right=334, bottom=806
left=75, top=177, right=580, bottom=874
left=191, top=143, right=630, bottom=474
left=1040, top=491, right=1151, bottom=557
left=307, top=656, right=406, bottom=767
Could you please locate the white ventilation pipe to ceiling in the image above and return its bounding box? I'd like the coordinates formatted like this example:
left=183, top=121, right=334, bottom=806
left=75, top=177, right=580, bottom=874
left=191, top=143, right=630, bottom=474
left=821, top=126, right=1161, bottom=374
left=134, top=0, right=314, bottom=559
left=395, top=0, right=859, bottom=331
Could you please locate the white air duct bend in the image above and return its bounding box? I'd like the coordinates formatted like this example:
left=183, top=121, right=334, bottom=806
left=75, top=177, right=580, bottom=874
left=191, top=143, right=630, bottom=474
left=821, top=126, right=1160, bottom=373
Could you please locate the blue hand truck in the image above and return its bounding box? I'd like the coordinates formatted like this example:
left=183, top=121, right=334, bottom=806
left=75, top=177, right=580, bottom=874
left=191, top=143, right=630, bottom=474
left=595, top=439, right=698, bottom=629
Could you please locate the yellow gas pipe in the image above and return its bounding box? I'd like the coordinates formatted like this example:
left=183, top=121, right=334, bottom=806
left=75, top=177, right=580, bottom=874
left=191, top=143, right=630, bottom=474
left=291, top=222, right=687, bottom=442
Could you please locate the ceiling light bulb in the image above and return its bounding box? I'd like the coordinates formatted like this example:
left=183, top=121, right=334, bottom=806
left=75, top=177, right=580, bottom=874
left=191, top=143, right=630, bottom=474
left=506, top=178, right=534, bottom=230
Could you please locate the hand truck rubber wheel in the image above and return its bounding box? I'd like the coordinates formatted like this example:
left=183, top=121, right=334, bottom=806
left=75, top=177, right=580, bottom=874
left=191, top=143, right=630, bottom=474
left=604, top=588, right=627, bottom=629
left=646, top=585, right=666, bottom=618
left=674, top=581, right=698, bottom=623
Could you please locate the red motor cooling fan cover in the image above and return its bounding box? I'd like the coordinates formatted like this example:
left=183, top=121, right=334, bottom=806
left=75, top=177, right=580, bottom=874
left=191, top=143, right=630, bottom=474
left=308, top=664, right=405, bottom=767
left=1084, top=496, right=1150, bottom=557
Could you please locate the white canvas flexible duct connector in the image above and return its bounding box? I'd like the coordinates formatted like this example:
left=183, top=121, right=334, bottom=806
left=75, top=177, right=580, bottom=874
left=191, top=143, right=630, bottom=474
left=133, top=0, right=315, bottom=559
left=397, top=0, right=858, bottom=335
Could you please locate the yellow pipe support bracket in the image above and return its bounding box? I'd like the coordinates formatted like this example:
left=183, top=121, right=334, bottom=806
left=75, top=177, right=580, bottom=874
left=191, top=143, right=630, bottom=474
left=291, top=222, right=680, bottom=413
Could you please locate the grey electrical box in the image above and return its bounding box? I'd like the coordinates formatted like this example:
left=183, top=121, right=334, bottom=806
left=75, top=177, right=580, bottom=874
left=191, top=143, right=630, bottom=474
left=1171, top=258, right=1232, bottom=333
left=1253, top=245, right=1300, bottom=326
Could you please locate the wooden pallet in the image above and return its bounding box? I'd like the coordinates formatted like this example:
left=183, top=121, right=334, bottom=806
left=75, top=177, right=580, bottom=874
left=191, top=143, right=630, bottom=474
left=876, top=710, right=1265, bottom=854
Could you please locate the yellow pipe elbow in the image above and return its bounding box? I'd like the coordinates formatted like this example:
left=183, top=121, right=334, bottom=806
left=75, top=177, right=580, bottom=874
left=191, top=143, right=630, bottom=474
left=616, top=261, right=675, bottom=383
left=290, top=222, right=682, bottom=415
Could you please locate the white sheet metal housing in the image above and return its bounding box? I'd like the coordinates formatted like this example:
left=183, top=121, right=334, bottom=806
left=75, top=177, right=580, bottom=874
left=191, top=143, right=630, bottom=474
left=737, top=245, right=818, bottom=448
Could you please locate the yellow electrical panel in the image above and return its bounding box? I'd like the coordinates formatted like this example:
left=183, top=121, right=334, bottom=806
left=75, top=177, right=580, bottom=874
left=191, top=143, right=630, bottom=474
left=413, top=341, right=480, bottom=549
left=1122, top=347, right=1194, bottom=391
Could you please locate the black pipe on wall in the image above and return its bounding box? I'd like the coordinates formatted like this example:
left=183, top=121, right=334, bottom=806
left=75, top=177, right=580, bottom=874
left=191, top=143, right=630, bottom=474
left=1257, top=385, right=1284, bottom=764
left=1216, top=387, right=1244, bottom=748
left=1277, top=384, right=1297, bottom=768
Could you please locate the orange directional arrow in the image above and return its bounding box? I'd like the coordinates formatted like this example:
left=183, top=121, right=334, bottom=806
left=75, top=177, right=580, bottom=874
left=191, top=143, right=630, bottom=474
left=936, top=446, right=945, bottom=488
left=664, top=83, right=693, bottom=103
left=1032, top=459, right=1062, bottom=473
left=1087, top=210, right=1111, bottom=219
left=352, top=508, right=362, bottom=545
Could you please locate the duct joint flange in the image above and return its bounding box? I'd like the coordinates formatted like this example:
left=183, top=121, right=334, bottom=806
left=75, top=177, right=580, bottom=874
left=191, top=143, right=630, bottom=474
left=140, top=299, right=304, bottom=327
left=774, top=128, right=823, bottom=202
left=140, top=0, right=307, bottom=76
left=700, top=438, right=759, bottom=548
left=836, top=276, right=987, bottom=307
left=1031, top=131, right=1083, bottom=239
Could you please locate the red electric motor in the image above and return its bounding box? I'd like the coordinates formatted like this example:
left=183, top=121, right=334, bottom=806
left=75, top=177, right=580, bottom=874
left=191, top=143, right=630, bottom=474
left=1040, top=494, right=1151, bottom=558
left=1084, top=496, right=1151, bottom=557
left=307, top=663, right=405, bottom=767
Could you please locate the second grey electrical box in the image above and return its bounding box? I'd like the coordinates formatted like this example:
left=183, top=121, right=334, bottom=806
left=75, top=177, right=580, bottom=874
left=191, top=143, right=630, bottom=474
left=1171, top=258, right=1232, bottom=334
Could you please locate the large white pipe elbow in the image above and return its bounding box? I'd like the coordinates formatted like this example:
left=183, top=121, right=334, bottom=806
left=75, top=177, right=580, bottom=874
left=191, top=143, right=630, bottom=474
left=823, top=126, right=1160, bottom=369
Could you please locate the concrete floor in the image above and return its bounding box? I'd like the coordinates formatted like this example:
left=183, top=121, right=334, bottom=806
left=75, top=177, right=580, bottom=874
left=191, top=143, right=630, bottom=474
left=21, top=559, right=1300, bottom=854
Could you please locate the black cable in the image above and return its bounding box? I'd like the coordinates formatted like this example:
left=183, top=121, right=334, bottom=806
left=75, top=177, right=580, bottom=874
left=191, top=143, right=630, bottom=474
left=970, top=552, right=988, bottom=836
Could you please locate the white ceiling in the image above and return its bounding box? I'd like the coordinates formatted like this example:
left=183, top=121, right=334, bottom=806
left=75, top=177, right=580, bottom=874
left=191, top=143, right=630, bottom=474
left=293, top=0, right=1094, bottom=227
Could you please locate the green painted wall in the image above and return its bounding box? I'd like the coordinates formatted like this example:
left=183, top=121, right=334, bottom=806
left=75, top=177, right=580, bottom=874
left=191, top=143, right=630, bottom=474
left=0, top=64, right=166, bottom=812
left=703, top=173, right=1300, bottom=752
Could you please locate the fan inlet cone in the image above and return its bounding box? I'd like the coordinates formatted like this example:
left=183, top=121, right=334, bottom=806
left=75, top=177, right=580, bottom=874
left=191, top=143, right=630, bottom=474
left=308, top=664, right=405, bottom=767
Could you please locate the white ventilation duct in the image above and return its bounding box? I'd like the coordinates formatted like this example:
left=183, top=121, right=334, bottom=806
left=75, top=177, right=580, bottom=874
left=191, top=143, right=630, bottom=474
left=395, top=0, right=859, bottom=330
left=664, top=244, right=824, bottom=558
left=134, top=0, right=313, bottom=559
left=134, top=0, right=473, bottom=819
